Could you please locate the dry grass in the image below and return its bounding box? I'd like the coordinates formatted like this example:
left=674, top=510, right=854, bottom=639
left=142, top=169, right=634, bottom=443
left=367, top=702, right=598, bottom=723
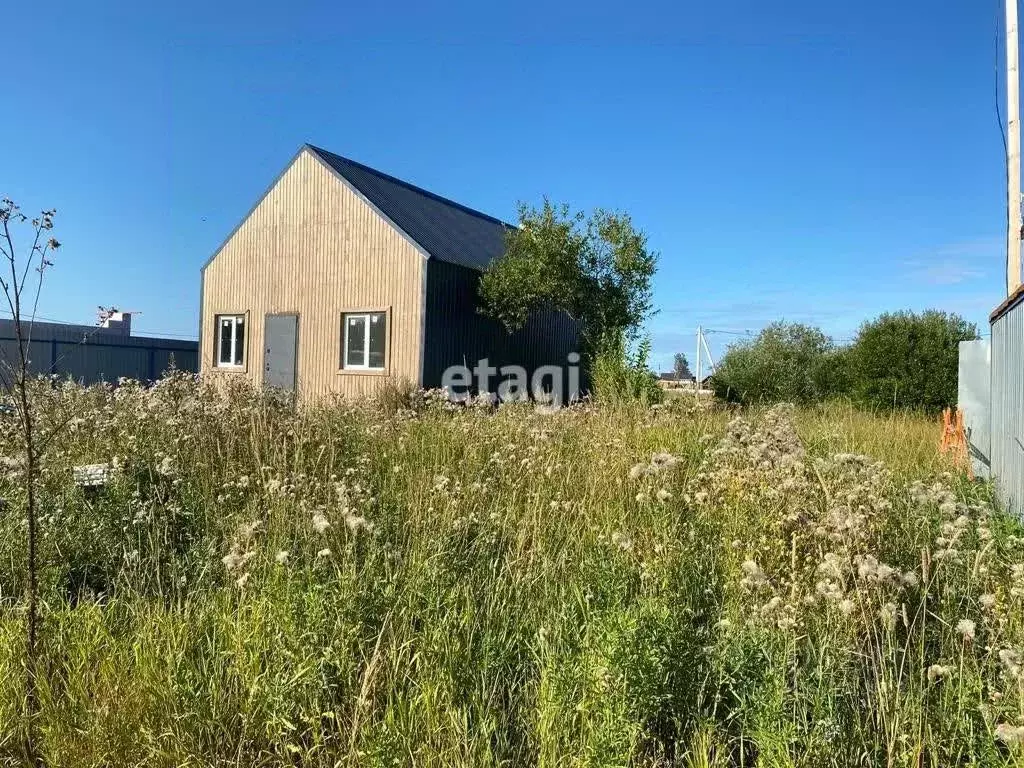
left=0, top=377, right=1019, bottom=767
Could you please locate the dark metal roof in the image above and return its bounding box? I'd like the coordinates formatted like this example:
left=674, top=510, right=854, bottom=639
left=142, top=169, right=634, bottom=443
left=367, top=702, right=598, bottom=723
left=307, top=145, right=512, bottom=272
left=991, top=283, right=1024, bottom=323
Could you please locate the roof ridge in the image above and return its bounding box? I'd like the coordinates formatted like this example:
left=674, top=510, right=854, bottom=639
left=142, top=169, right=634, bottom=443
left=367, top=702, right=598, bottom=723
left=305, top=144, right=514, bottom=229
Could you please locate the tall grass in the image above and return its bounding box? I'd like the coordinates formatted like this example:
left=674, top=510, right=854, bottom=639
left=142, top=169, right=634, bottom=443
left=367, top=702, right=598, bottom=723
left=0, top=376, right=1021, bottom=766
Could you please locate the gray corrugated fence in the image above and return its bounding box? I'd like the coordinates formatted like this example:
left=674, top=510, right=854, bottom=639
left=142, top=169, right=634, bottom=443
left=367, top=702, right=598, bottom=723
left=0, top=319, right=197, bottom=385
left=957, top=339, right=991, bottom=479
left=991, top=295, right=1024, bottom=515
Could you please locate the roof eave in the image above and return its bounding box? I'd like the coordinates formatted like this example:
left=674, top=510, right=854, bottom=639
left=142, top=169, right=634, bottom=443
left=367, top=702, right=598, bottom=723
left=304, top=144, right=432, bottom=262
left=990, top=283, right=1024, bottom=323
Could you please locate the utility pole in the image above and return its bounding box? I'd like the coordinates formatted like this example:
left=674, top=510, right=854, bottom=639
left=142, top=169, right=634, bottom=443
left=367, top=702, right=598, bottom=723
left=1008, top=0, right=1021, bottom=294
left=700, top=329, right=716, bottom=376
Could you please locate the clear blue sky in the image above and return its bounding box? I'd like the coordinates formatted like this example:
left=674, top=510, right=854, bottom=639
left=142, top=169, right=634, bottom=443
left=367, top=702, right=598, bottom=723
left=3, top=0, right=1011, bottom=369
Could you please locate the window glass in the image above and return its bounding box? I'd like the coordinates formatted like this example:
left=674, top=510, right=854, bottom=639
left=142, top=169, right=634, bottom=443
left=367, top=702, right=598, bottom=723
left=346, top=315, right=366, bottom=367
left=233, top=316, right=245, bottom=366
left=368, top=313, right=386, bottom=369
left=342, top=312, right=387, bottom=369
left=215, top=314, right=245, bottom=367
left=219, top=318, right=233, bottom=365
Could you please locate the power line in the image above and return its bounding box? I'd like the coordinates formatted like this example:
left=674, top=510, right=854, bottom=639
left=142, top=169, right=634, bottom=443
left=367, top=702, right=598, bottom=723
left=703, top=328, right=756, bottom=336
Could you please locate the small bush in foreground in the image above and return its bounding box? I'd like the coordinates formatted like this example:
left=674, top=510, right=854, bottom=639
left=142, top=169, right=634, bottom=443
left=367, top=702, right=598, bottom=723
left=591, top=333, right=664, bottom=405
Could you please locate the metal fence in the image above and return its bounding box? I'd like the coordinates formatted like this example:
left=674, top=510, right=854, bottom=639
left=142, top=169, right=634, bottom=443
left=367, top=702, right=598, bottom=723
left=958, top=339, right=991, bottom=479
left=991, top=294, right=1024, bottom=515
left=0, top=319, right=197, bottom=385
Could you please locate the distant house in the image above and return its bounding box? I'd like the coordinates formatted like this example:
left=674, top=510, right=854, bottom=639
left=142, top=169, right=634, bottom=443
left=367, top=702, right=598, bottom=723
left=658, top=371, right=694, bottom=382
left=200, top=145, right=579, bottom=398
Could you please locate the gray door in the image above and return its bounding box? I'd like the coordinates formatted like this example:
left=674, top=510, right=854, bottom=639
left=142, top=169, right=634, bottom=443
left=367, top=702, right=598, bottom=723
left=263, top=314, right=298, bottom=390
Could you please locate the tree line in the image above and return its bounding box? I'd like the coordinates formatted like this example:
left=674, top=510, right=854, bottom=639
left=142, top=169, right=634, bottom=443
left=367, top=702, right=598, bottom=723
left=709, top=311, right=979, bottom=412
left=474, top=199, right=979, bottom=413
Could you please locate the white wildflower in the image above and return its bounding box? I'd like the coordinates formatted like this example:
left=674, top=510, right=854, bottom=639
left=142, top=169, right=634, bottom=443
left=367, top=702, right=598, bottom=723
left=238, top=520, right=261, bottom=542
left=740, top=560, right=768, bottom=590
left=816, top=553, right=845, bottom=580
left=760, top=596, right=783, bottom=614
left=838, top=598, right=856, bottom=617
left=999, top=649, right=1023, bottom=679
left=312, top=512, right=331, bottom=534
left=274, top=550, right=289, bottom=565
left=221, top=548, right=244, bottom=572
left=956, top=619, right=976, bottom=642
left=656, top=488, right=672, bottom=503
left=316, top=548, right=332, bottom=559
left=650, top=452, right=678, bottom=471
left=995, top=723, right=1024, bottom=745
left=344, top=513, right=375, bottom=534
left=156, top=455, right=177, bottom=478
left=927, top=664, right=952, bottom=682
left=815, top=579, right=843, bottom=601
left=628, top=463, right=649, bottom=481
left=776, top=614, right=797, bottom=631
left=611, top=531, right=633, bottom=552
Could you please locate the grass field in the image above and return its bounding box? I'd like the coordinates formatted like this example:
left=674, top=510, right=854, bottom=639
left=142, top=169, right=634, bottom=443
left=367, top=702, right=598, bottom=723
left=0, top=375, right=1022, bottom=766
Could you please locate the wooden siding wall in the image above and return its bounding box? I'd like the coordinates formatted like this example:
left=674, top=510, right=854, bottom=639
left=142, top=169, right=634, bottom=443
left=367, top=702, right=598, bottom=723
left=422, top=260, right=581, bottom=393
left=200, top=150, right=426, bottom=398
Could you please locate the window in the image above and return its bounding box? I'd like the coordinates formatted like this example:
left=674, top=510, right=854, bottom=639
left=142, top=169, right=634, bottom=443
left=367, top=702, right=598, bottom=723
left=215, top=314, right=246, bottom=367
left=342, top=312, right=387, bottom=370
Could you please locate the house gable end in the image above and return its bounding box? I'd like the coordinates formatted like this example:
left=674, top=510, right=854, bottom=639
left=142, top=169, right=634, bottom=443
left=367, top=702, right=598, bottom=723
left=199, top=147, right=428, bottom=396
left=201, top=146, right=427, bottom=274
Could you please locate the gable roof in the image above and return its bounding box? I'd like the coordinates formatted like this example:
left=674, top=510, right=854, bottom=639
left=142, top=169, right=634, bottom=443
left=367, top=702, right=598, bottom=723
left=307, top=144, right=512, bottom=272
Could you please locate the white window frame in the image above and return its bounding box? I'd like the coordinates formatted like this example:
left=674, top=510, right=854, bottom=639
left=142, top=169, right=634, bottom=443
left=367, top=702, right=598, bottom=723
left=215, top=313, right=246, bottom=368
left=342, top=311, right=387, bottom=371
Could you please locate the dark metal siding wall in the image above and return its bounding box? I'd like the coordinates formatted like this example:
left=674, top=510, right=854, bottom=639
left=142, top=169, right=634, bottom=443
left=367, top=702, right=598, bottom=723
left=422, top=260, right=581, bottom=392
left=991, top=297, right=1024, bottom=515
left=0, top=320, right=198, bottom=385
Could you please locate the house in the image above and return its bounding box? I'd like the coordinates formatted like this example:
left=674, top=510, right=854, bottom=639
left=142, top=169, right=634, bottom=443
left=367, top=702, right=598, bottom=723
left=657, top=371, right=695, bottom=389
left=200, top=144, right=579, bottom=399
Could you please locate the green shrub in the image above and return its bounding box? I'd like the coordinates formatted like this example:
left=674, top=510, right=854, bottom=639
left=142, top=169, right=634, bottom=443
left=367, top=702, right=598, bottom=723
left=710, top=322, right=841, bottom=405
left=591, top=332, right=663, bottom=405
left=846, top=310, right=978, bottom=412
left=711, top=310, right=978, bottom=413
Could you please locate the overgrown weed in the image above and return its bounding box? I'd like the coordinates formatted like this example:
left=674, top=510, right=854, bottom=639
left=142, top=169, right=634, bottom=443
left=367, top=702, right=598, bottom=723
left=0, top=376, right=1019, bottom=766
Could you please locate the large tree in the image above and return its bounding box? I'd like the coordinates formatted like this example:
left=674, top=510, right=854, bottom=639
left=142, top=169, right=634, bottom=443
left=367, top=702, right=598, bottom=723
left=846, top=310, right=977, bottom=412
left=479, top=200, right=657, bottom=356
